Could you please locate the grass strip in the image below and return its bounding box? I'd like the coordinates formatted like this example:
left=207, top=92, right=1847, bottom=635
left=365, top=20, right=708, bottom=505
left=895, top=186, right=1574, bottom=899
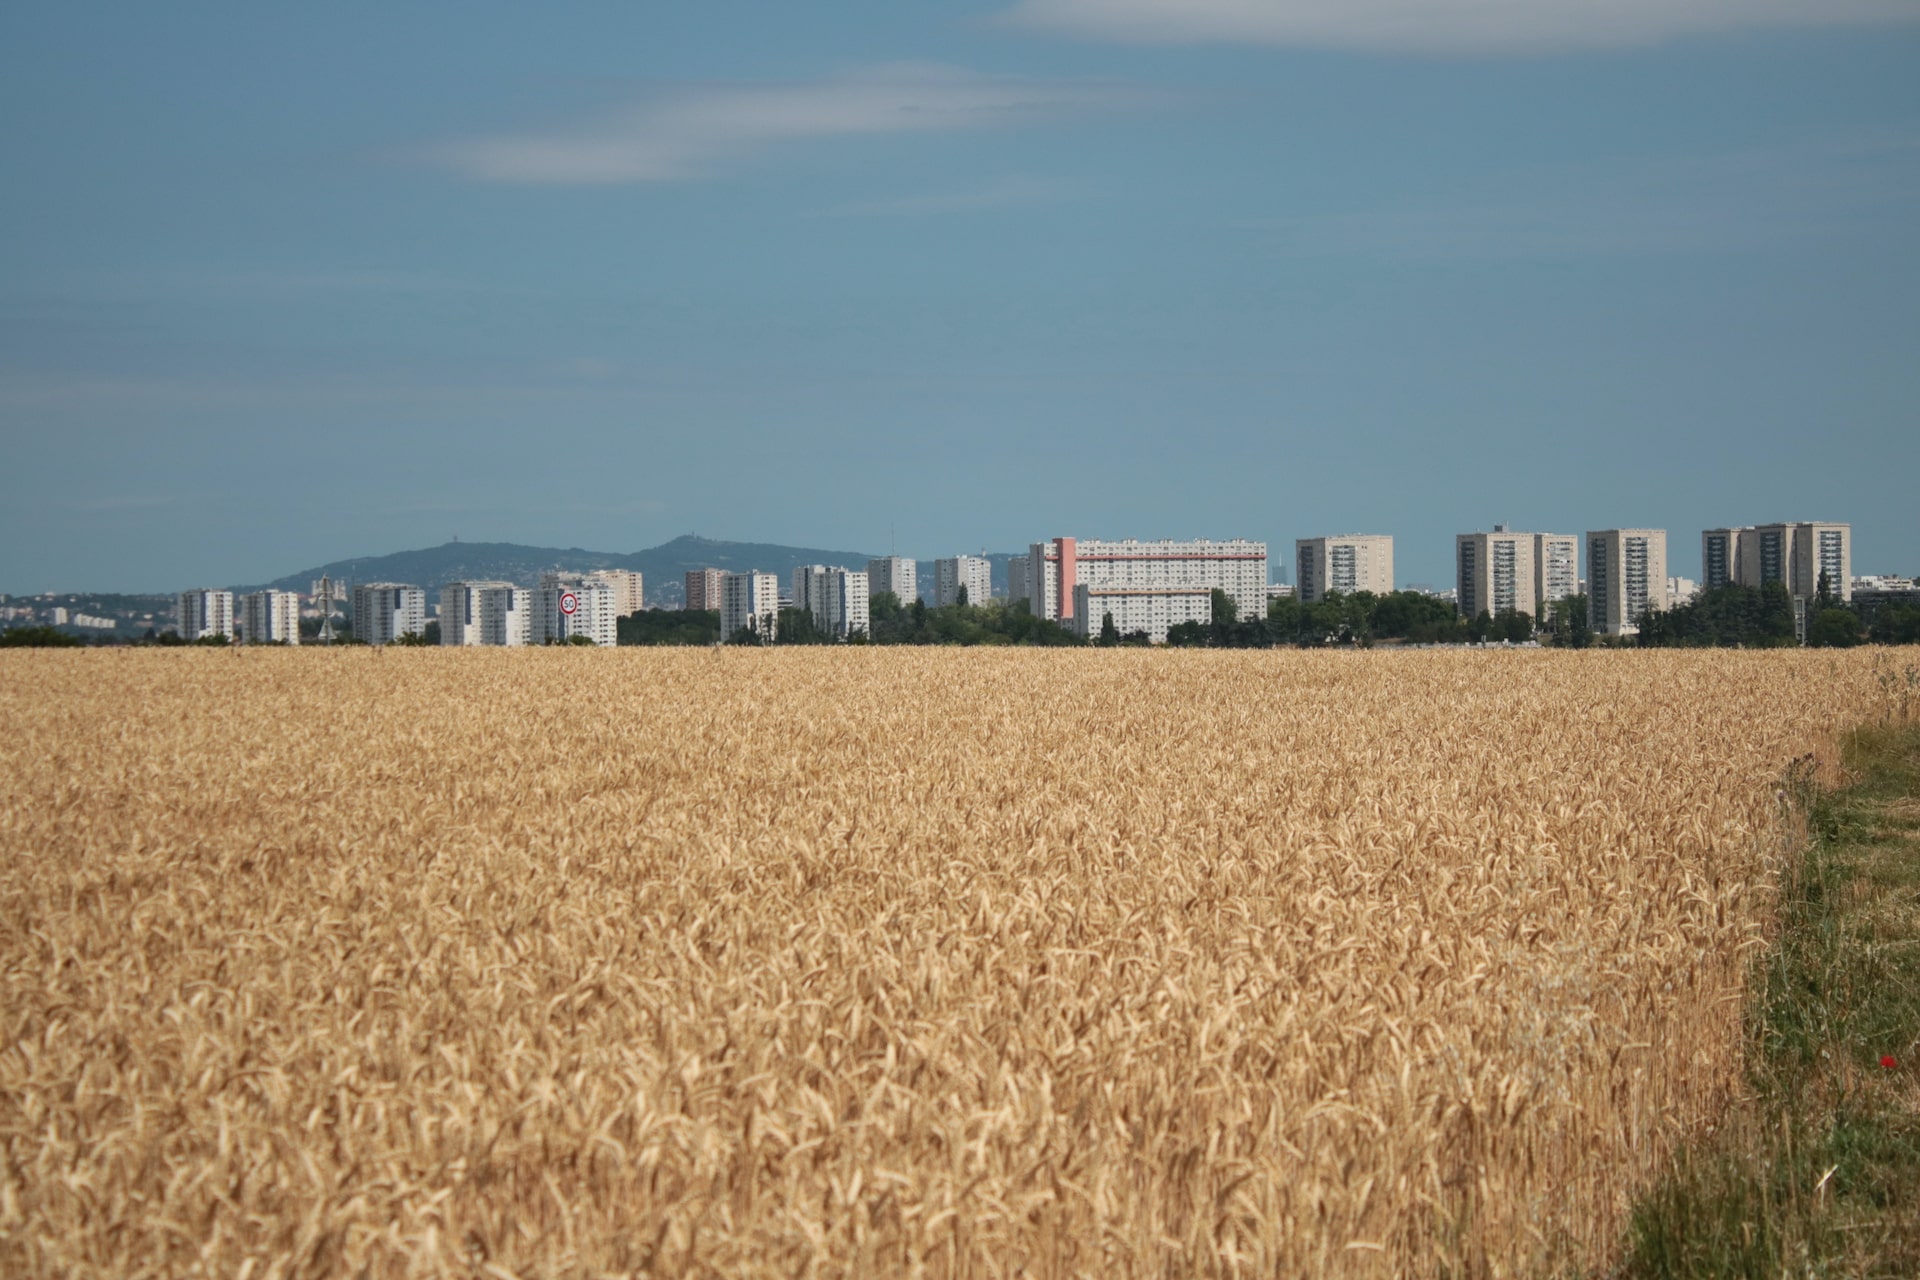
left=1617, top=723, right=1920, bottom=1278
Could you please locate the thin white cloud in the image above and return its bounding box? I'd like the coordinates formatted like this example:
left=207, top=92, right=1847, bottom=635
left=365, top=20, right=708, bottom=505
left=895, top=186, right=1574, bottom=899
left=1001, top=0, right=1920, bottom=54
left=434, top=64, right=1133, bottom=184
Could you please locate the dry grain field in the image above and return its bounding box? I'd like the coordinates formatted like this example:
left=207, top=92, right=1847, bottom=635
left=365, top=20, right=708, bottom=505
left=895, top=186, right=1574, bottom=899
left=0, top=648, right=1909, bottom=1278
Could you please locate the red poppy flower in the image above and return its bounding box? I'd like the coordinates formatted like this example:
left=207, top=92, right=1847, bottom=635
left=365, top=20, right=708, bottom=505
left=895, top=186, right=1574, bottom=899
left=1882, top=1055, right=1899, bottom=1069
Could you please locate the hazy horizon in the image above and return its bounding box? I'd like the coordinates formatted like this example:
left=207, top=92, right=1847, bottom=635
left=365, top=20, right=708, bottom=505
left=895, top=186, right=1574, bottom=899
left=4, top=3, right=1917, bottom=594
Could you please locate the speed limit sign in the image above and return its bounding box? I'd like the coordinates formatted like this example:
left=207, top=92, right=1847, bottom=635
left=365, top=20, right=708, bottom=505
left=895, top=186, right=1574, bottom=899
left=559, top=591, right=578, bottom=616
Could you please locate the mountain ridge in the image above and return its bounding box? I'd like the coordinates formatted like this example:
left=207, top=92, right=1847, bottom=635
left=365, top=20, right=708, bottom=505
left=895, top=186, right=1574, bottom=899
left=242, top=535, right=1025, bottom=607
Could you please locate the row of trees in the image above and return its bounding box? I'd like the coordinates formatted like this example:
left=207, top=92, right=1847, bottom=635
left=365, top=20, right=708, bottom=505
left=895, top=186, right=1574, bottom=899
left=1635, top=581, right=1918, bottom=649
left=12, top=580, right=1918, bottom=651
left=1153, top=590, right=1589, bottom=649
left=705, top=593, right=1085, bottom=647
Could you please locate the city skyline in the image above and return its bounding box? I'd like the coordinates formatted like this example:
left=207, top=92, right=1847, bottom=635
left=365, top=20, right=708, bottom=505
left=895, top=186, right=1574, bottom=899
left=3, top=5, right=1917, bottom=593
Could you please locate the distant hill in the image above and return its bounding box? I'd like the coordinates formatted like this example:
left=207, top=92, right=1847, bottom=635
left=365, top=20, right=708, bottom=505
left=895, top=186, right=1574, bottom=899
left=239, top=535, right=1037, bottom=607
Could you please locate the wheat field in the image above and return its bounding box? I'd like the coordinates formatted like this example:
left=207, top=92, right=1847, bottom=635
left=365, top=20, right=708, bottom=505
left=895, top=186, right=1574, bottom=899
left=0, top=648, right=1907, bottom=1278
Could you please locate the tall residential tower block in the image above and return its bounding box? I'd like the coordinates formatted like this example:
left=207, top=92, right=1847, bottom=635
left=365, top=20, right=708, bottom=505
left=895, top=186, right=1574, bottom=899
left=1295, top=535, right=1393, bottom=603
left=1585, top=530, right=1668, bottom=636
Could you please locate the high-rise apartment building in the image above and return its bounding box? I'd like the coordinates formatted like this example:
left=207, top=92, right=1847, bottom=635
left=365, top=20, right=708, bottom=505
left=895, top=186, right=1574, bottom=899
left=1024, top=539, right=1268, bottom=630
left=1295, top=535, right=1394, bottom=603
left=684, top=568, right=726, bottom=612
left=1701, top=528, right=1745, bottom=592
left=1701, top=523, right=1851, bottom=602
left=351, top=584, right=426, bottom=646
left=1585, top=530, right=1668, bottom=636
left=530, top=573, right=617, bottom=646
left=238, top=590, right=300, bottom=644
left=720, top=571, right=780, bottom=642
left=1006, top=556, right=1030, bottom=610
left=866, top=556, right=917, bottom=605
left=793, top=566, right=870, bottom=640
left=934, top=556, right=992, bottom=608
left=440, top=581, right=531, bottom=646
left=176, top=589, right=235, bottom=641
left=1455, top=526, right=1538, bottom=619
left=1454, top=527, right=1577, bottom=619
left=584, top=569, right=644, bottom=617
left=1534, top=533, right=1579, bottom=610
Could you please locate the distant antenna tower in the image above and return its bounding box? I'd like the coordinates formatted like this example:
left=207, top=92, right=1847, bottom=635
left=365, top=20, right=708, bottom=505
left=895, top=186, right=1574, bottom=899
left=315, top=575, right=336, bottom=644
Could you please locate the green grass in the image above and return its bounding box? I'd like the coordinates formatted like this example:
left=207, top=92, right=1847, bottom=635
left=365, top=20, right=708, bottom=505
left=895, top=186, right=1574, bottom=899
left=1615, top=724, right=1920, bottom=1279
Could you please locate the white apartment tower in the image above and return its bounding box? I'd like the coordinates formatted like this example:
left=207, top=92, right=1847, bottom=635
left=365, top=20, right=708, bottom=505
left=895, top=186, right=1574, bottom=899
left=440, top=581, right=531, bottom=646
left=584, top=569, right=644, bottom=617
left=238, top=590, right=301, bottom=644
left=685, top=568, right=726, bottom=612
left=866, top=556, right=917, bottom=605
left=1455, top=526, right=1538, bottom=619
left=1025, top=538, right=1268, bottom=639
left=530, top=573, right=618, bottom=646
left=934, top=556, right=992, bottom=608
left=1295, top=535, right=1394, bottom=603
left=1535, top=533, right=1579, bottom=610
left=794, top=566, right=870, bottom=640
left=351, top=584, right=426, bottom=646
left=1586, top=530, right=1669, bottom=636
left=720, top=571, right=780, bottom=642
left=176, top=589, right=235, bottom=641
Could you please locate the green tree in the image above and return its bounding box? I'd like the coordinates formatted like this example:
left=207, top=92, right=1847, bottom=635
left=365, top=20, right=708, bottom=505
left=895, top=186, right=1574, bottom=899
left=0, top=625, right=83, bottom=648
left=1807, top=608, right=1863, bottom=648
left=619, top=609, right=722, bottom=646
left=1873, top=606, right=1920, bottom=645
left=1099, top=611, right=1120, bottom=646
left=956, top=584, right=969, bottom=607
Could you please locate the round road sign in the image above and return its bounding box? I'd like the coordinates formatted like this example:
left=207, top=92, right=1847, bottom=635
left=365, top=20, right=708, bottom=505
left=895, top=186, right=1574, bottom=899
left=559, top=591, right=578, bottom=616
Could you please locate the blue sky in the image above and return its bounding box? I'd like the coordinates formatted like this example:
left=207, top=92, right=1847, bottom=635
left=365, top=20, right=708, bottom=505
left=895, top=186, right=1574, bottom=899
left=2, top=1, right=1917, bottom=592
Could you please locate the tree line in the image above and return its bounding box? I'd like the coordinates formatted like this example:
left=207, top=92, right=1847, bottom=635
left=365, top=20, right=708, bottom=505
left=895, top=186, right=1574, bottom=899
left=10, top=578, right=1918, bottom=650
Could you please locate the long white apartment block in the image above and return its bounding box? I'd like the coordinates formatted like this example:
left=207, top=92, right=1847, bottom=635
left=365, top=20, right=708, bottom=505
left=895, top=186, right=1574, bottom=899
left=1295, top=535, right=1394, bottom=603
left=794, top=565, right=870, bottom=640
left=720, top=571, right=780, bottom=642
left=352, top=583, right=427, bottom=646
left=440, top=581, right=531, bottom=646
left=684, top=568, right=725, bottom=612
left=584, top=569, right=644, bottom=617
left=176, top=589, right=235, bottom=640
left=1024, top=538, right=1268, bottom=630
left=934, top=555, right=992, bottom=608
left=1586, top=530, right=1669, bottom=636
left=866, top=556, right=917, bottom=605
left=239, top=590, right=301, bottom=644
left=1072, top=584, right=1213, bottom=642
left=1703, top=523, right=1850, bottom=602
left=530, top=572, right=617, bottom=646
